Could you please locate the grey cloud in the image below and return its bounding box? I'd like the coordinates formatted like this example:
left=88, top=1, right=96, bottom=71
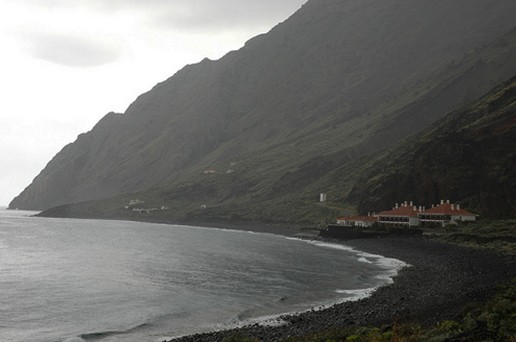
left=15, top=0, right=307, bottom=31
left=17, top=31, right=122, bottom=67
left=151, top=1, right=308, bottom=32
left=11, top=0, right=306, bottom=67
left=18, top=0, right=306, bottom=12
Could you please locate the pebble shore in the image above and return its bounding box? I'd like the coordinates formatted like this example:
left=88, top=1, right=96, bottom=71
left=166, top=236, right=514, bottom=342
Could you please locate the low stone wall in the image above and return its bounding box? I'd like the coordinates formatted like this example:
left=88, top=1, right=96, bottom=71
left=320, top=225, right=423, bottom=240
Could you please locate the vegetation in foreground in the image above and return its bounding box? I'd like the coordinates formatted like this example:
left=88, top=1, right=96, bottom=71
left=220, top=279, right=515, bottom=342
left=433, top=219, right=516, bottom=256
left=275, top=280, right=515, bottom=342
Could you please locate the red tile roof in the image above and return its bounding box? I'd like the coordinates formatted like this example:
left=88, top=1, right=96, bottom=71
left=376, top=205, right=420, bottom=217
left=422, top=203, right=476, bottom=216
left=337, top=216, right=378, bottom=222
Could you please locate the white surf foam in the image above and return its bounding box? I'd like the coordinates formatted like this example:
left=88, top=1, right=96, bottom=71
left=335, top=287, right=377, bottom=301
left=62, top=337, right=86, bottom=342
left=286, top=237, right=410, bottom=300
left=358, top=257, right=373, bottom=264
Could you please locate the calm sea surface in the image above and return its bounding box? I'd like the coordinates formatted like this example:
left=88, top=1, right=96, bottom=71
left=0, top=209, right=405, bottom=342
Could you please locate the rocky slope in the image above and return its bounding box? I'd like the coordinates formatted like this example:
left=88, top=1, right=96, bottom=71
left=347, top=75, right=516, bottom=218
left=11, top=0, right=516, bottom=218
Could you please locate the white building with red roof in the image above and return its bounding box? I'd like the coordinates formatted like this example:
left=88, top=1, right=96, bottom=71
left=335, top=200, right=477, bottom=230
left=374, top=201, right=422, bottom=227
left=336, top=215, right=378, bottom=228
left=419, top=200, right=477, bottom=227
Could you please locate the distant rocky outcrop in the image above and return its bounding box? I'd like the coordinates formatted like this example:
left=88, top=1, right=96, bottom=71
left=11, top=0, right=516, bottom=222
left=347, top=75, right=516, bottom=218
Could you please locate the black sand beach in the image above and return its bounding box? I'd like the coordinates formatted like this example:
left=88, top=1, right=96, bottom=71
left=166, top=235, right=515, bottom=342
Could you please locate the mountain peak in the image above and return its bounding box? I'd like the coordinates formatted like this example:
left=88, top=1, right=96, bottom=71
left=11, top=0, right=516, bottom=223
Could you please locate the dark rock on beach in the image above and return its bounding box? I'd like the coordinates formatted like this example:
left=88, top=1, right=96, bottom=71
left=166, top=237, right=514, bottom=342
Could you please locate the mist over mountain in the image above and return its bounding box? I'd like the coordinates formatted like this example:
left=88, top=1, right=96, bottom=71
left=11, top=0, right=516, bottom=225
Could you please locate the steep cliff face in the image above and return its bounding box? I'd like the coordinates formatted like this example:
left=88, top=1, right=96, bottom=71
left=347, top=76, right=516, bottom=218
left=10, top=0, right=516, bottom=211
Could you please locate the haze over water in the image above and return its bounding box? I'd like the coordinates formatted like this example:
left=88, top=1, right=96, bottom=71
left=0, top=209, right=405, bottom=342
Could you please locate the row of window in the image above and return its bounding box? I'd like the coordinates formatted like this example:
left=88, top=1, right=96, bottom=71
left=378, top=216, right=410, bottom=222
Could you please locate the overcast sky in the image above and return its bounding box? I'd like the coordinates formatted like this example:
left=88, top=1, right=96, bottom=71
left=0, top=0, right=307, bottom=207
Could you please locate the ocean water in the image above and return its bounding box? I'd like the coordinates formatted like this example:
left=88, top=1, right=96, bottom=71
left=0, top=209, right=406, bottom=342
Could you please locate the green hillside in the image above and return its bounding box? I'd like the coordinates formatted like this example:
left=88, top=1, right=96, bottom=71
left=12, top=0, right=516, bottom=227
left=39, top=75, right=516, bottom=227
left=347, top=75, right=516, bottom=218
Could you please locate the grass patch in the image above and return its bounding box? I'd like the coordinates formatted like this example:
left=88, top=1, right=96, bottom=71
left=433, top=219, right=516, bottom=255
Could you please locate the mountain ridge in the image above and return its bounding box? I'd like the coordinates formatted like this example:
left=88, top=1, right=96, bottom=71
left=11, top=0, right=516, bottom=222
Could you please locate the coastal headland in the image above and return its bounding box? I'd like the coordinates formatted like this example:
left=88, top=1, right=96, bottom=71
left=166, top=234, right=514, bottom=342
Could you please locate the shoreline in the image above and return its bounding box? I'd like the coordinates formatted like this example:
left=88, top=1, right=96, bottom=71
left=33, top=210, right=304, bottom=238
left=165, top=234, right=514, bottom=342
left=19, top=213, right=515, bottom=341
